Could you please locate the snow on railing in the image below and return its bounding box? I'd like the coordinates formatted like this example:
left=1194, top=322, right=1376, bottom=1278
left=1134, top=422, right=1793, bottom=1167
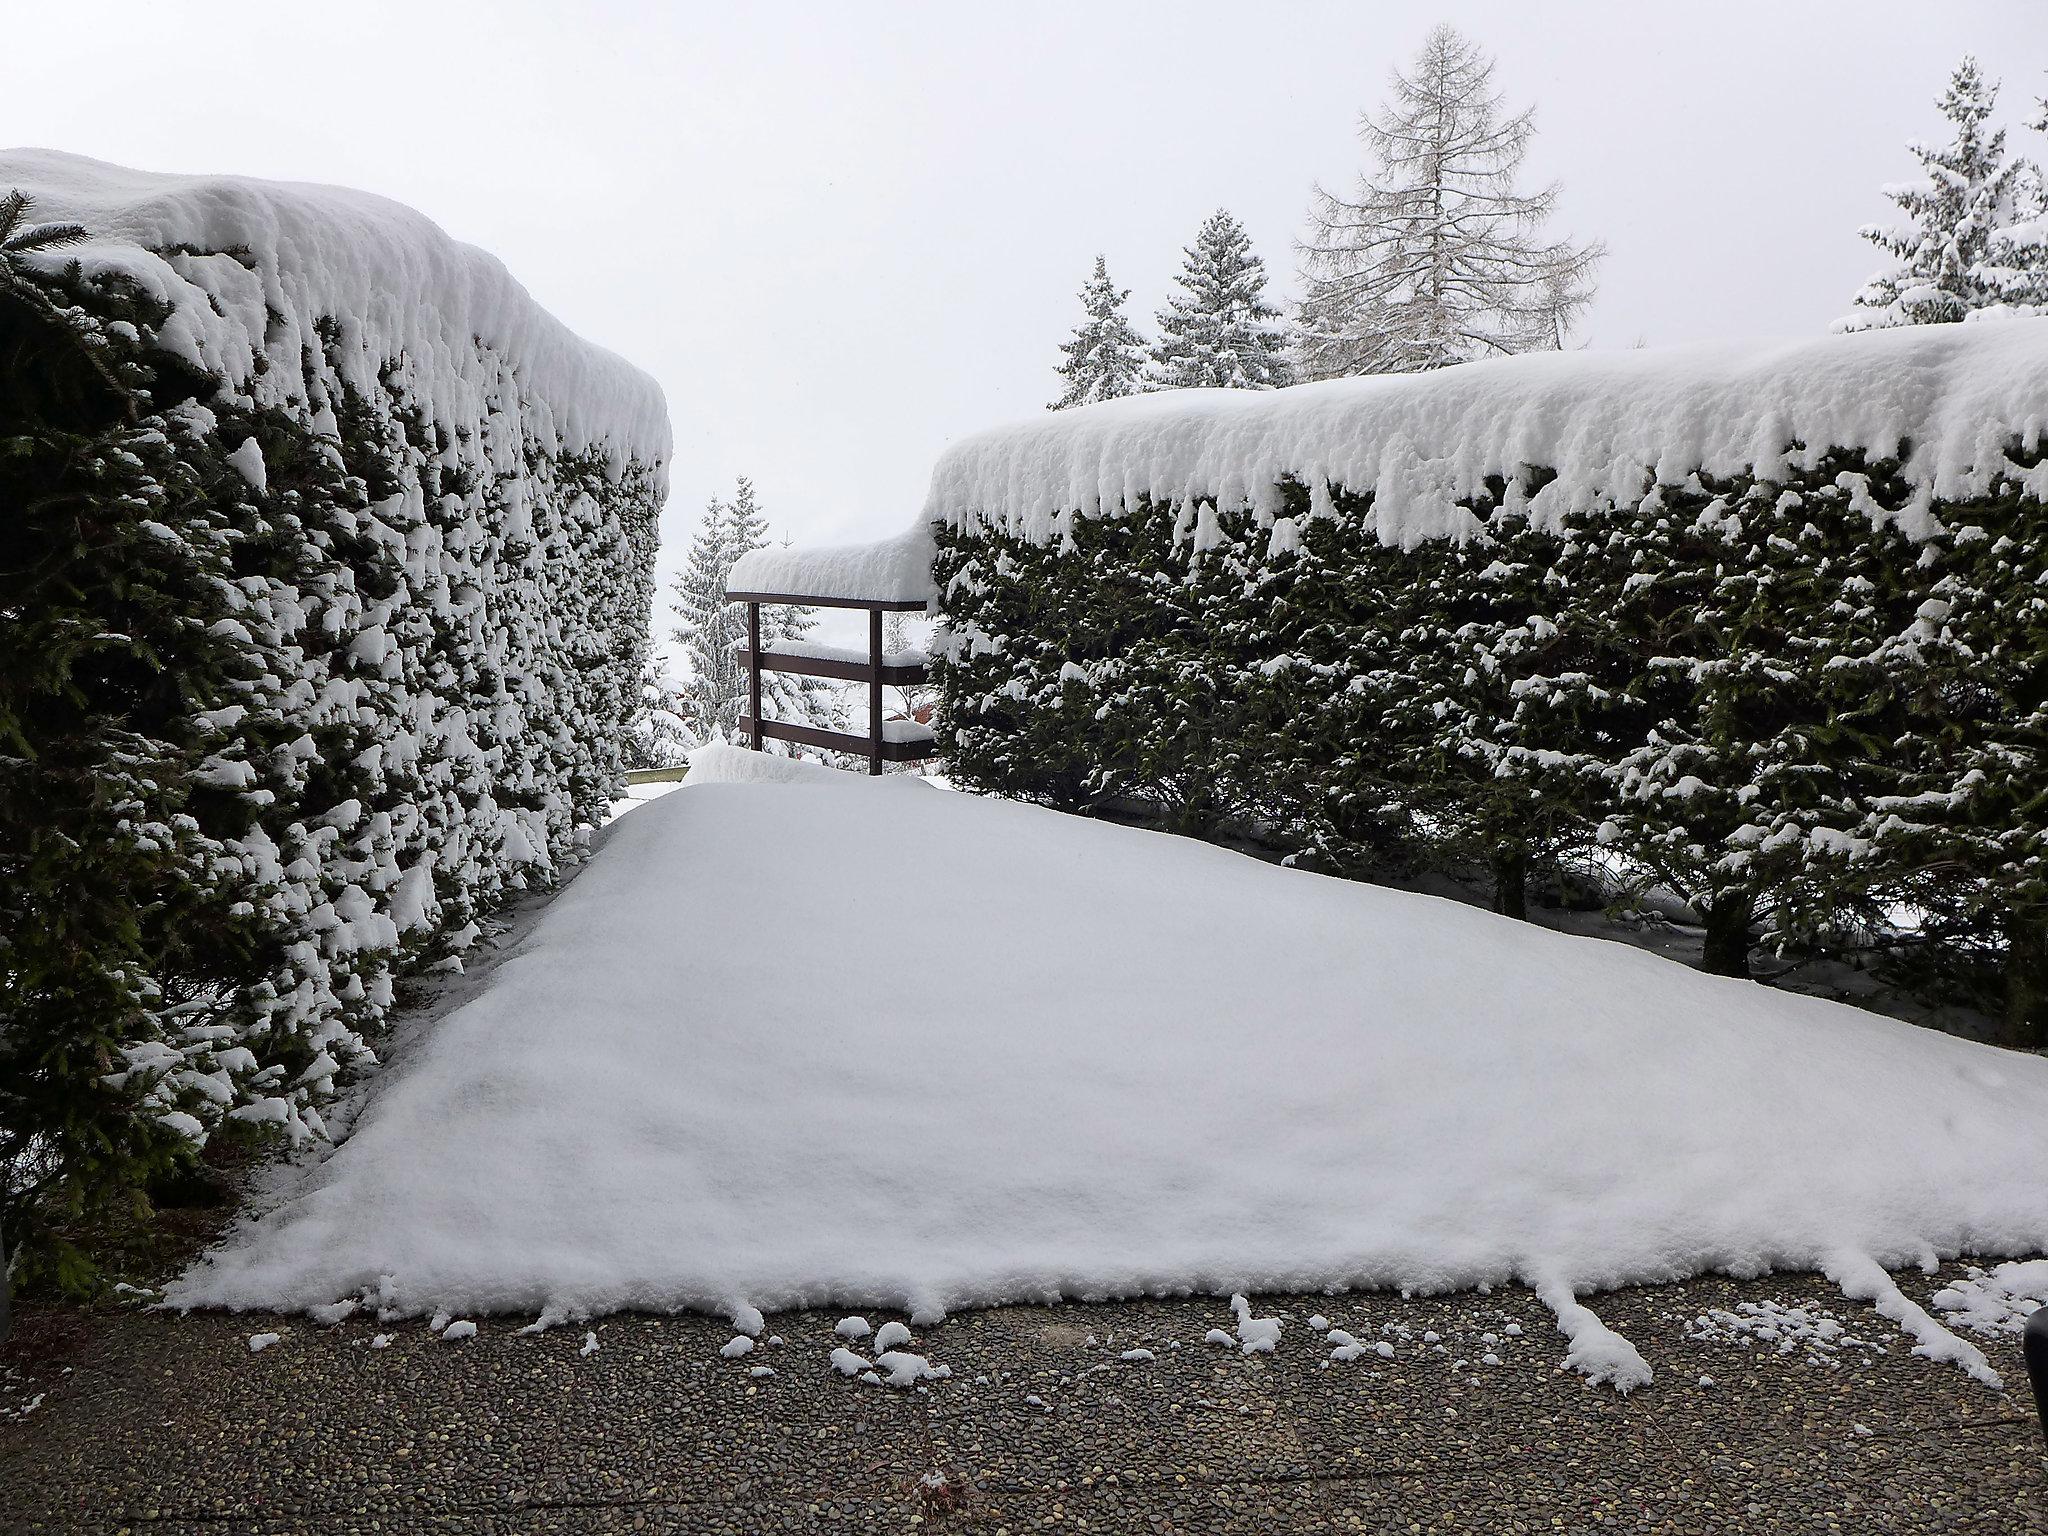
left=726, top=523, right=938, bottom=608
left=724, top=521, right=939, bottom=773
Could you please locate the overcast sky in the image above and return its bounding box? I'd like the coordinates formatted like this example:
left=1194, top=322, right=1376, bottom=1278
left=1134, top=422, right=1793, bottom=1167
left=12, top=0, right=2048, bottom=623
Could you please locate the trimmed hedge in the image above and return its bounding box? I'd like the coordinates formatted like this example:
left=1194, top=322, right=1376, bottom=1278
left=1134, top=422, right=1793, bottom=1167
left=1, top=204, right=664, bottom=1289
left=931, top=443, right=2048, bottom=1045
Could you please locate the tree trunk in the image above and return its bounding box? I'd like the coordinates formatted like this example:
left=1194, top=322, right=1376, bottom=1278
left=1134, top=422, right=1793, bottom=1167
left=2002, top=913, right=2048, bottom=1051
left=1490, top=843, right=1528, bottom=921
left=1700, top=892, right=1755, bottom=979
left=0, top=1227, right=10, bottom=1346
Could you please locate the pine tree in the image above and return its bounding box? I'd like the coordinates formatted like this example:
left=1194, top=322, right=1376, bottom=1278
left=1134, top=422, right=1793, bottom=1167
left=1050, top=255, right=1148, bottom=409
left=0, top=191, right=131, bottom=415
left=1980, top=86, right=2048, bottom=315
left=1147, top=211, right=1293, bottom=391
left=1296, top=25, right=1602, bottom=379
left=669, top=492, right=744, bottom=743
left=723, top=480, right=843, bottom=738
left=1838, top=56, right=2046, bottom=330
left=625, top=658, right=692, bottom=769
left=668, top=479, right=845, bottom=748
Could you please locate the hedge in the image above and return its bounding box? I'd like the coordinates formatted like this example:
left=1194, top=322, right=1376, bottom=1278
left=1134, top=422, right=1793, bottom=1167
left=928, top=338, right=2048, bottom=1047
left=0, top=156, right=668, bottom=1290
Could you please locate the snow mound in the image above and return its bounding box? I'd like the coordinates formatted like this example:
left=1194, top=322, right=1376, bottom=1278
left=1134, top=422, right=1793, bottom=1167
left=171, top=766, right=2048, bottom=1384
left=684, top=741, right=844, bottom=787
left=1, top=149, right=669, bottom=468
left=924, top=321, right=2048, bottom=548
left=726, top=522, right=937, bottom=606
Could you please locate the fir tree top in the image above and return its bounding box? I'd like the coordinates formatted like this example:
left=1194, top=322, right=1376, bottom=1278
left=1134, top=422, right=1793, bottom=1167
left=1050, top=255, right=1149, bottom=411
left=1148, top=210, right=1293, bottom=391
left=1838, top=56, right=2047, bottom=330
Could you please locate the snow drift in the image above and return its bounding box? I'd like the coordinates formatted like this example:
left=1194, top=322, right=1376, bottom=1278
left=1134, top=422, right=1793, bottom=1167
left=174, top=750, right=2048, bottom=1388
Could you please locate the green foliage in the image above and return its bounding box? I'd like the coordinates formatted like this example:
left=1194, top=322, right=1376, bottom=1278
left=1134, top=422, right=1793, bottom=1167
left=0, top=216, right=663, bottom=1292
left=932, top=447, right=2048, bottom=1044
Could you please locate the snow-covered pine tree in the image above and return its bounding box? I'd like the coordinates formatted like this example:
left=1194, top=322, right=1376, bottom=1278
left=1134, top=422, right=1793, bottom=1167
left=1838, top=56, right=2046, bottom=329
left=1296, top=24, right=1602, bottom=379
left=625, top=658, right=693, bottom=769
left=669, top=479, right=844, bottom=747
left=670, top=491, right=744, bottom=743
left=1147, top=210, right=1293, bottom=391
left=723, top=479, right=845, bottom=743
left=1979, top=86, right=2048, bottom=316
left=1050, top=255, right=1148, bottom=410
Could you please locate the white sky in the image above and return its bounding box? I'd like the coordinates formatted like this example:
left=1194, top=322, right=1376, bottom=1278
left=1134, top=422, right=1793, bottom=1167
left=11, top=0, right=2047, bottom=634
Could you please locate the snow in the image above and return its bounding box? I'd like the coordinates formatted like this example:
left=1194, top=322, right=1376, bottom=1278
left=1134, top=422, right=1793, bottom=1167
left=1, top=150, right=669, bottom=468
left=833, top=1316, right=872, bottom=1341
left=441, top=1319, right=477, bottom=1342
left=1931, top=1259, right=2048, bottom=1336
left=1532, top=1280, right=1651, bottom=1393
left=1683, top=1299, right=1883, bottom=1365
left=726, top=522, right=937, bottom=607
left=871, top=1320, right=912, bottom=1351
left=224, top=437, right=267, bottom=494
left=872, top=1349, right=950, bottom=1388
left=1824, top=1250, right=1999, bottom=1388
left=719, top=1335, right=755, bottom=1358
left=924, top=321, right=2048, bottom=550
left=1227, top=1295, right=1283, bottom=1355
left=756, top=638, right=930, bottom=669
left=171, top=749, right=2048, bottom=1390
left=246, top=1332, right=281, bottom=1354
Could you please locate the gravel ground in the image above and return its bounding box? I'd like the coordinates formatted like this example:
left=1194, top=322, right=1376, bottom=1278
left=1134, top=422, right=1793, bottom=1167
left=3, top=1268, right=2043, bottom=1534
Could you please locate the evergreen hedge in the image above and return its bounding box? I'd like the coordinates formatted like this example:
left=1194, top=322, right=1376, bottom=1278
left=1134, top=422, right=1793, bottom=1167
left=931, top=439, right=2048, bottom=1046
left=0, top=191, right=665, bottom=1290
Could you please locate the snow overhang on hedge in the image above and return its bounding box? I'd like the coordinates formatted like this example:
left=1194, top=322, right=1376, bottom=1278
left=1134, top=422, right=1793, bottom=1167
left=923, top=319, right=2048, bottom=551
left=3, top=148, right=671, bottom=473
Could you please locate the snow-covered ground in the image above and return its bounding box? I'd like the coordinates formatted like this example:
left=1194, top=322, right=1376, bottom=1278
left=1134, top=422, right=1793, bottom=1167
left=171, top=748, right=2048, bottom=1390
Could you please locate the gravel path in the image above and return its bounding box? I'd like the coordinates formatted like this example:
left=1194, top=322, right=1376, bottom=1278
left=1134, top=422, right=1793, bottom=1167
left=3, top=1269, right=2043, bottom=1534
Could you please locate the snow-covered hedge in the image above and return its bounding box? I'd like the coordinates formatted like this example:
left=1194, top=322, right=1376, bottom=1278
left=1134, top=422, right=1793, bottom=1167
left=0, top=152, right=667, bottom=1284
left=927, top=321, right=2048, bottom=1041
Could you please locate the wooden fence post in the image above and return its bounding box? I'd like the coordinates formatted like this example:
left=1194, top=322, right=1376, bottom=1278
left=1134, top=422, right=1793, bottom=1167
left=868, top=606, right=884, bottom=776
left=747, top=601, right=763, bottom=752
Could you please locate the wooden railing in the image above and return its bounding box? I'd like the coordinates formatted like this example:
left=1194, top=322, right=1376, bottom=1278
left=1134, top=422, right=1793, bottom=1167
left=727, top=590, right=937, bottom=775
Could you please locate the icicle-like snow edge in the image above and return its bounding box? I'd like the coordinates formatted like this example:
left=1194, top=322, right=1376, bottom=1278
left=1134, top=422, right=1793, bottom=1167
left=923, top=320, right=2048, bottom=551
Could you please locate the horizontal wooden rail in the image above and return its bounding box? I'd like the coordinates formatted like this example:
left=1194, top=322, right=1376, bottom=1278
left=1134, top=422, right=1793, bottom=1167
left=735, top=645, right=928, bottom=687
left=727, top=590, right=928, bottom=613
left=727, top=589, right=937, bottom=774
left=737, top=715, right=936, bottom=762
